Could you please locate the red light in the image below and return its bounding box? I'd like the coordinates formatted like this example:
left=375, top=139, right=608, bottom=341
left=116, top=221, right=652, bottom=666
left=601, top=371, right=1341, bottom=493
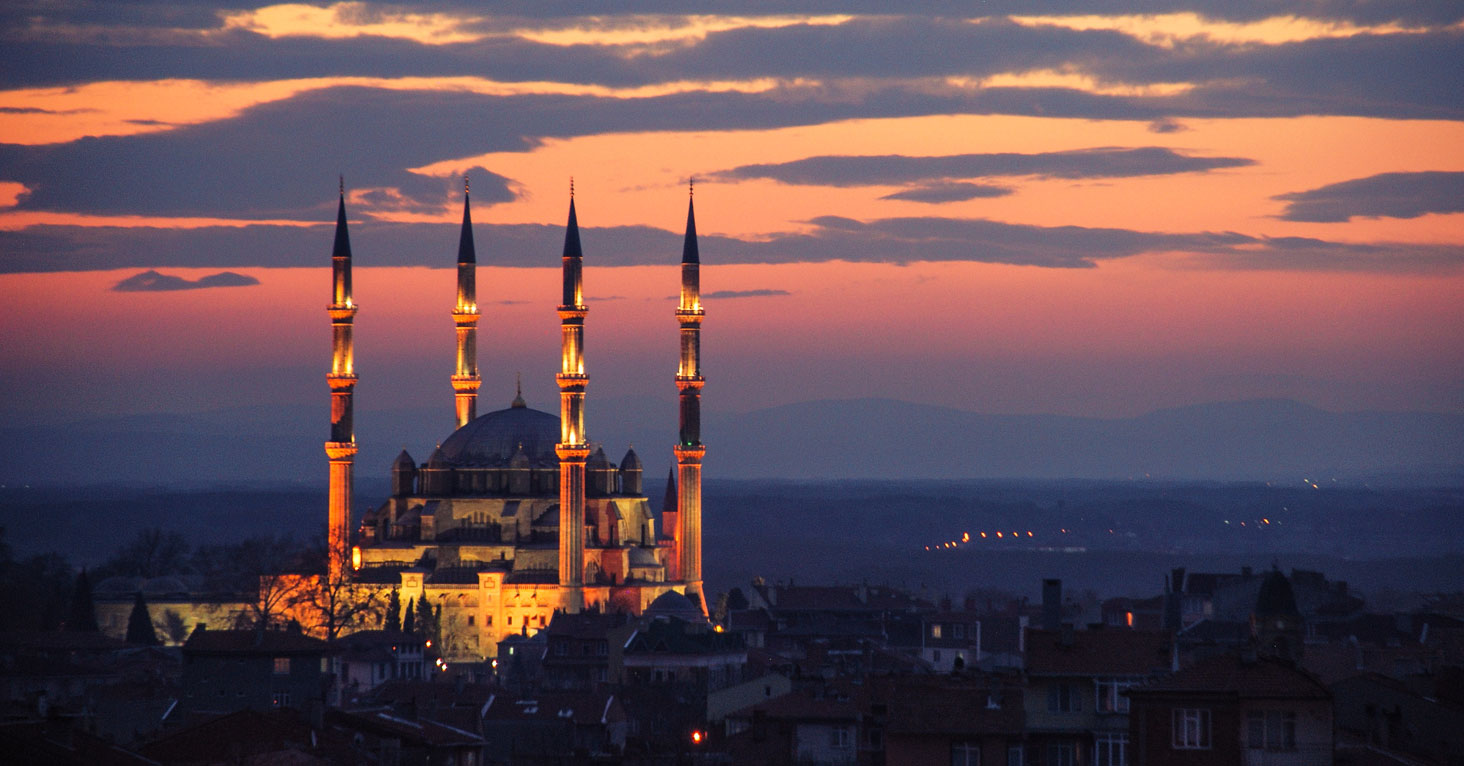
left=691, top=730, right=705, bottom=745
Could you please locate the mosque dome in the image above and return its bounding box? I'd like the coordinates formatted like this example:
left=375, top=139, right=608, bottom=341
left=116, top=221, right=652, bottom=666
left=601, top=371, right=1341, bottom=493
left=644, top=589, right=706, bottom=622
left=437, top=401, right=561, bottom=466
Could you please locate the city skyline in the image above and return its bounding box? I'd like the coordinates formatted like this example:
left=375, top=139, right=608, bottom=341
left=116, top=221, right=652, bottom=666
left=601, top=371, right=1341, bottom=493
left=2, top=2, right=1462, bottom=449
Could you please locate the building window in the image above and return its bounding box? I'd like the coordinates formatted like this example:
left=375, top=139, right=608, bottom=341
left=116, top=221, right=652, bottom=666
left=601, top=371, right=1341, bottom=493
left=1172, top=708, right=1211, bottom=750
left=467, top=615, right=475, bottom=626
left=1046, top=743, right=1075, bottom=766
left=273, top=657, right=290, bottom=675
left=272, top=692, right=290, bottom=708
left=951, top=741, right=980, bottom=766
left=830, top=726, right=851, bottom=749
left=933, top=650, right=942, bottom=662
left=931, top=624, right=943, bottom=639
left=1094, top=733, right=1128, bottom=766
left=1247, top=711, right=1297, bottom=751
left=1048, top=683, right=1082, bottom=713
left=1007, top=745, right=1024, bottom=766
left=953, top=623, right=965, bottom=640
left=1095, top=678, right=1135, bottom=713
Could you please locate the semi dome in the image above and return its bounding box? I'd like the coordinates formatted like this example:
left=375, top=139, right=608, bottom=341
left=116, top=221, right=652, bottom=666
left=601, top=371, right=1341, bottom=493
left=437, top=402, right=561, bottom=466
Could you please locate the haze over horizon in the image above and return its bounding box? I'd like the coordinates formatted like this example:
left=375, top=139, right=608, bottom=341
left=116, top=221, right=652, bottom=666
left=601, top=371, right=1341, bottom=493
left=2, top=1, right=1462, bottom=488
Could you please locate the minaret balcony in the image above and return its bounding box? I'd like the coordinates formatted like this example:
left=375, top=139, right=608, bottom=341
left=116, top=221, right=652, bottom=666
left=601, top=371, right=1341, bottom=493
left=557, top=306, right=588, bottom=320
left=675, top=307, right=705, bottom=322
left=450, top=375, right=481, bottom=392
left=324, top=441, right=359, bottom=460
left=555, top=373, right=589, bottom=390
left=327, top=373, right=359, bottom=390
left=675, top=376, right=705, bottom=391
left=555, top=444, right=592, bottom=461
left=673, top=444, right=706, bottom=462
left=327, top=303, right=359, bottom=321
left=452, top=307, right=480, bottom=324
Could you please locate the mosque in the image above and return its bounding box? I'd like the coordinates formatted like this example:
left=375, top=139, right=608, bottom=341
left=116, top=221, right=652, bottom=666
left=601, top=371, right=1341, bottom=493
left=322, top=180, right=707, bottom=661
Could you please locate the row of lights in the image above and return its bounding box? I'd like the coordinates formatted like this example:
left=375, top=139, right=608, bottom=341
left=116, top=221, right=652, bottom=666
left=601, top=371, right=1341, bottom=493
left=925, top=530, right=1037, bottom=550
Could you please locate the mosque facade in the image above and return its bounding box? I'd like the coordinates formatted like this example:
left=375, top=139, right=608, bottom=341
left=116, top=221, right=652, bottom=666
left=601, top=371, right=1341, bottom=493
left=323, top=180, right=707, bottom=662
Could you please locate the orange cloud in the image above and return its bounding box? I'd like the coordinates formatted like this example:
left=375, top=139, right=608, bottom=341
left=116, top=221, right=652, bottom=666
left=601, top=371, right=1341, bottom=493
left=1006, top=13, right=1442, bottom=47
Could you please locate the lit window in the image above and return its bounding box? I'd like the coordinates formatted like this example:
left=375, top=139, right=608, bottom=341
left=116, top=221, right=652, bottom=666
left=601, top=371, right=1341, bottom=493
left=1173, top=708, right=1211, bottom=749
left=273, top=657, right=290, bottom=675
left=931, top=624, right=943, bottom=639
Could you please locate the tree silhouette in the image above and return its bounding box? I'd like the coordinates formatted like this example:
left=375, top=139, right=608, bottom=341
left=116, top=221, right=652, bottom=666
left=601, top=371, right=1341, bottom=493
left=385, top=589, right=402, bottom=632
left=403, top=597, right=416, bottom=634
left=66, top=567, right=99, bottom=632
left=126, top=592, right=160, bottom=645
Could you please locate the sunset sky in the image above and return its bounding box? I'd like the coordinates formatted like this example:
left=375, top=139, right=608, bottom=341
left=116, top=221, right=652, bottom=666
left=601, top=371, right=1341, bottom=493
left=2, top=1, right=1462, bottom=449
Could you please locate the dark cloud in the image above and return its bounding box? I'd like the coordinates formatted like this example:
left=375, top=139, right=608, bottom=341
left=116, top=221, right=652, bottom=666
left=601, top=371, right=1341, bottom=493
left=111, top=269, right=259, bottom=291
left=1147, top=118, right=1187, bottom=133
left=715, top=148, right=1252, bottom=187
left=1273, top=171, right=1464, bottom=222
left=2, top=12, right=1459, bottom=124
left=6, top=216, right=1455, bottom=276
left=702, top=289, right=791, bottom=299
left=881, top=183, right=1014, bottom=203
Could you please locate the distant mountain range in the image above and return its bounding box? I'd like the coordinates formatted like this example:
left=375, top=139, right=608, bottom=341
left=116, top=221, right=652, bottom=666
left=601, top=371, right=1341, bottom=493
left=2, top=398, right=1460, bottom=486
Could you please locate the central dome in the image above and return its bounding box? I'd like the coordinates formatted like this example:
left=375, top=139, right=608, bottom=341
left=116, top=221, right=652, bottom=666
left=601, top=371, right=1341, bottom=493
left=437, top=402, right=560, bottom=466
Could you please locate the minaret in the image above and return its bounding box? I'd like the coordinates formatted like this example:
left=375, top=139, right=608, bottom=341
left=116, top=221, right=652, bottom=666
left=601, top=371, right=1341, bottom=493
left=325, top=178, right=358, bottom=584
left=451, top=176, right=481, bottom=428
left=674, top=182, right=707, bottom=611
left=555, top=183, right=589, bottom=613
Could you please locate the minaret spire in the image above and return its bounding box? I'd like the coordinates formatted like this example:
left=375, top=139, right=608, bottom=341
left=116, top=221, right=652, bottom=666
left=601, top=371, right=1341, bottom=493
left=555, top=188, right=589, bottom=613
left=325, top=180, right=360, bottom=584
left=674, top=183, right=706, bottom=612
left=451, top=175, right=481, bottom=428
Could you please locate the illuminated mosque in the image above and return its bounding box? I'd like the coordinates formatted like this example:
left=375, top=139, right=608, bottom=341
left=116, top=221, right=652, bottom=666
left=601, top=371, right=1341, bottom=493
left=322, top=179, right=707, bottom=661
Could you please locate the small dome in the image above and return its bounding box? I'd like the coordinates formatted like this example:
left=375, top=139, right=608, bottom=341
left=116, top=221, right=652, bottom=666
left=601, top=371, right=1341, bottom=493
left=393, top=449, right=415, bottom=468
left=95, top=576, right=146, bottom=594
left=1255, top=569, right=1299, bottom=616
left=509, top=444, right=531, bottom=468
left=645, top=589, right=705, bottom=622
left=426, top=446, right=450, bottom=468
left=142, top=576, right=191, bottom=596
left=620, top=448, right=642, bottom=471
left=588, top=447, right=611, bottom=468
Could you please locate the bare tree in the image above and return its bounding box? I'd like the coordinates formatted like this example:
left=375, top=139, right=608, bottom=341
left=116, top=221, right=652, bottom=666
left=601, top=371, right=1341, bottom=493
left=289, top=570, right=386, bottom=642
left=99, top=528, right=191, bottom=579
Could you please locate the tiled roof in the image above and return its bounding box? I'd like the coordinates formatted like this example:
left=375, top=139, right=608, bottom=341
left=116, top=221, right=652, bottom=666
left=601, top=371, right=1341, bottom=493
left=883, top=676, right=1024, bottom=735
left=1130, top=653, right=1329, bottom=699
left=328, top=709, right=483, bottom=746
left=141, top=708, right=355, bottom=763
left=483, top=690, right=619, bottom=726
left=183, top=627, right=328, bottom=655
left=1025, top=628, right=1171, bottom=675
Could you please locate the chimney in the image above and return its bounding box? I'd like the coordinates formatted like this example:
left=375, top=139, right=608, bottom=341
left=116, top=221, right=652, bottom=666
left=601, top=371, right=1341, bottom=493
left=1042, top=579, right=1062, bottom=632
